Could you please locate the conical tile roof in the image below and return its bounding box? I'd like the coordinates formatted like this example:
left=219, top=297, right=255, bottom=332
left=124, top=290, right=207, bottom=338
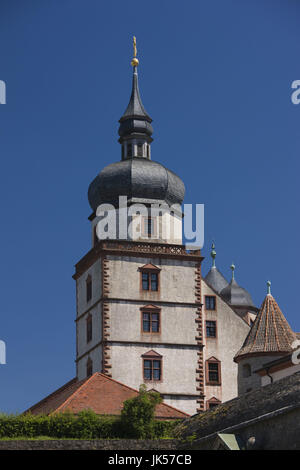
left=235, top=293, right=296, bottom=362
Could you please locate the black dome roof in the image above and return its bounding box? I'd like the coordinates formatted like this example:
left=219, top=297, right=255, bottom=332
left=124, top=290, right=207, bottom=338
left=88, top=157, right=185, bottom=211
left=220, top=279, right=255, bottom=309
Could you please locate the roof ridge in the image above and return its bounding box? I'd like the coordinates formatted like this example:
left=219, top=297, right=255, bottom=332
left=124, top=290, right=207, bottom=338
left=25, top=378, right=79, bottom=414
left=53, top=373, right=96, bottom=414
left=83, top=373, right=190, bottom=416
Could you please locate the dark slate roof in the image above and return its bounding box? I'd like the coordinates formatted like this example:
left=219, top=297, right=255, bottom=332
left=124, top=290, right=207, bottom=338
left=204, top=267, right=228, bottom=294
left=118, top=67, right=153, bottom=140
left=26, top=373, right=189, bottom=419
left=119, top=67, right=152, bottom=122
left=220, top=279, right=255, bottom=309
left=88, top=157, right=185, bottom=211
left=175, top=371, right=300, bottom=440
left=234, top=293, right=296, bottom=361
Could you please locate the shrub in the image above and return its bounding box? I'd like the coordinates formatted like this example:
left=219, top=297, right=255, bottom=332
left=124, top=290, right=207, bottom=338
left=120, top=384, right=162, bottom=438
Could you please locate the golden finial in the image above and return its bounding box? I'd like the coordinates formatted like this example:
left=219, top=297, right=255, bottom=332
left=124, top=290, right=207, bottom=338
left=131, top=36, right=139, bottom=67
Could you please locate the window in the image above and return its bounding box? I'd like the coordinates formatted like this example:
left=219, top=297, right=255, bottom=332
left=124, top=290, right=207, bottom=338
left=142, top=216, right=157, bottom=238
left=206, top=358, right=221, bottom=385
left=142, top=350, right=162, bottom=382
left=142, top=272, right=159, bottom=291
left=86, top=357, right=93, bottom=377
left=205, top=296, right=216, bottom=310
left=206, top=397, right=221, bottom=410
left=127, top=143, right=132, bottom=158
left=137, top=143, right=143, bottom=157
left=142, top=308, right=160, bottom=333
left=206, top=320, right=217, bottom=338
left=143, top=359, right=162, bottom=381
left=242, top=363, right=251, bottom=378
left=139, top=265, right=160, bottom=292
left=86, top=275, right=92, bottom=302
left=86, top=314, right=92, bottom=343
left=147, top=144, right=150, bottom=158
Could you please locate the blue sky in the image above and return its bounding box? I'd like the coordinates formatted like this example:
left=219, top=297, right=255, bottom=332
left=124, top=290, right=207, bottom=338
left=0, top=0, right=299, bottom=413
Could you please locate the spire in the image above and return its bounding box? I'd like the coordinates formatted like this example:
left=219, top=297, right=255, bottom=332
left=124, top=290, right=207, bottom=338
left=131, top=36, right=139, bottom=67
left=118, top=37, right=153, bottom=153
left=267, top=280, right=271, bottom=295
left=205, top=241, right=228, bottom=294
left=211, top=242, right=216, bottom=268
left=230, top=263, right=235, bottom=281
left=234, top=288, right=296, bottom=362
left=220, top=264, right=256, bottom=309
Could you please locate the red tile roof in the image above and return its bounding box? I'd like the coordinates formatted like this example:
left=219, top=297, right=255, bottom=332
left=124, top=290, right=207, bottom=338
left=235, top=293, right=296, bottom=362
left=26, top=373, right=189, bottom=419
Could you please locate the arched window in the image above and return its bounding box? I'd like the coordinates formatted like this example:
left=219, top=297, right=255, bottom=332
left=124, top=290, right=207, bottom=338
left=86, top=314, right=92, bottom=343
left=86, top=357, right=93, bottom=377
left=242, top=363, right=251, bottom=378
left=86, top=275, right=92, bottom=303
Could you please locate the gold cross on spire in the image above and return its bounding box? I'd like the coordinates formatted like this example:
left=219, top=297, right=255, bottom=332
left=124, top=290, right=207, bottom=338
left=131, top=36, right=139, bottom=67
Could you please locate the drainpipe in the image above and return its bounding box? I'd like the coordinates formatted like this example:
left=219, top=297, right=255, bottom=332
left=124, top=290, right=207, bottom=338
left=265, top=367, right=273, bottom=385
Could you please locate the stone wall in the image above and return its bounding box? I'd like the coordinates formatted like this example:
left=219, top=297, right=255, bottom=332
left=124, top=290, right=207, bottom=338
left=0, top=439, right=181, bottom=451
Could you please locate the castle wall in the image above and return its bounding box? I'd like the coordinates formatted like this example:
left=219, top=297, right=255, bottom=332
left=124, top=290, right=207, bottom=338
left=201, top=281, right=250, bottom=406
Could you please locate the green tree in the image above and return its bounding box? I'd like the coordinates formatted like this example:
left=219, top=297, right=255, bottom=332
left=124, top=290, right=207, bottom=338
left=120, top=384, right=162, bottom=438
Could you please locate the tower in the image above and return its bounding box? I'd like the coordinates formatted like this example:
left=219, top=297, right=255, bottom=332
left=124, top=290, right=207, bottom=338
left=234, top=281, right=297, bottom=395
left=73, top=40, right=205, bottom=415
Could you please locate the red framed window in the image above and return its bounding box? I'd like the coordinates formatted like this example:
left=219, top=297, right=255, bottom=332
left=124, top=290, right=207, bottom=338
left=143, top=359, right=162, bottom=381
left=206, top=358, right=221, bottom=385
left=142, top=272, right=159, bottom=291
left=142, top=309, right=160, bottom=333
left=206, top=320, right=217, bottom=338
left=139, top=264, right=161, bottom=292
left=206, top=397, right=221, bottom=410
left=142, top=350, right=163, bottom=382
left=205, top=296, right=216, bottom=310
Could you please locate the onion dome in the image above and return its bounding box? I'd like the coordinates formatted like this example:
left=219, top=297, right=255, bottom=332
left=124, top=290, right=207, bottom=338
left=204, top=242, right=228, bottom=293
left=234, top=281, right=297, bottom=362
left=88, top=158, right=185, bottom=210
left=88, top=37, right=185, bottom=211
left=220, top=264, right=255, bottom=309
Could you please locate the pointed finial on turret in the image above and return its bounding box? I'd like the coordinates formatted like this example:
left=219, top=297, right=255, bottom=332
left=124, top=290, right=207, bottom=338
left=230, top=263, right=235, bottom=281
left=211, top=241, right=216, bottom=268
left=131, top=36, right=139, bottom=67
left=267, top=280, right=271, bottom=296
